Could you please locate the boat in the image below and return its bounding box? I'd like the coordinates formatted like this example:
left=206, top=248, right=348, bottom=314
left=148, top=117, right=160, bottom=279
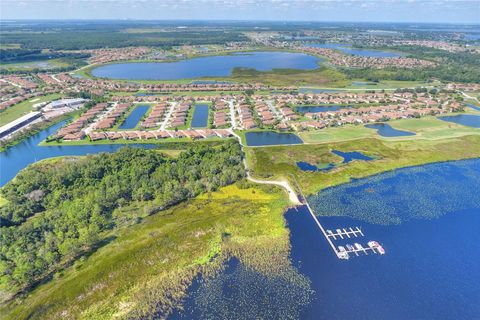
left=346, top=244, right=355, bottom=251
left=368, top=240, right=386, bottom=255
left=337, top=246, right=349, bottom=260
left=354, top=243, right=363, bottom=250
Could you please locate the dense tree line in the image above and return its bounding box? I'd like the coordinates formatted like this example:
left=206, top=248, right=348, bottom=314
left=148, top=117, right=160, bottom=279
left=0, top=142, right=244, bottom=293
left=0, top=49, right=90, bottom=63
left=1, top=31, right=248, bottom=51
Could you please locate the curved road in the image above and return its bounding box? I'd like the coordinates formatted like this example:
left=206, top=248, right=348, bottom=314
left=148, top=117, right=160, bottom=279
left=230, top=130, right=301, bottom=205
left=246, top=170, right=301, bottom=205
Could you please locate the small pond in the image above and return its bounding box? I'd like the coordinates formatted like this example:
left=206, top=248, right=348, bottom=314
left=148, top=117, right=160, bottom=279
left=245, top=131, right=303, bottom=147
left=191, top=104, right=209, bottom=128
left=365, top=123, right=416, bottom=137
left=296, top=150, right=373, bottom=172
left=438, top=114, right=480, bottom=128
left=119, top=105, right=150, bottom=129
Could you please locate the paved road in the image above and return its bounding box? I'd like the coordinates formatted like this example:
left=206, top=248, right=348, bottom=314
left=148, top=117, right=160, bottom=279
left=231, top=130, right=301, bottom=205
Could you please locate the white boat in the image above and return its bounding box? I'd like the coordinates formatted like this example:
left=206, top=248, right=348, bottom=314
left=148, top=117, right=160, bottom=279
left=337, top=246, right=349, bottom=260
left=354, top=243, right=363, bottom=250
left=368, top=240, right=386, bottom=255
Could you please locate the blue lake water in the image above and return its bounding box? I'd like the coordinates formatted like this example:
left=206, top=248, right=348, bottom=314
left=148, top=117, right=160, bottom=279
left=0, top=121, right=156, bottom=187
left=191, top=104, right=209, bottom=128
left=365, top=123, right=416, bottom=137
left=465, top=34, right=480, bottom=41
left=170, top=158, right=480, bottom=319
left=332, top=150, right=373, bottom=163
left=297, top=161, right=335, bottom=172
left=297, top=150, right=373, bottom=172
left=352, top=81, right=377, bottom=86
left=466, top=104, right=480, bottom=111
left=245, top=131, right=303, bottom=146
left=119, top=105, right=150, bottom=129
left=439, top=114, right=480, bottom=128
left=296, top=105, right=348, bottom=113
left=91, top=51, right=322, bottom=80
left=305, top=43, right=403, bottom=58
left=298, top=159, right=480, bottom=319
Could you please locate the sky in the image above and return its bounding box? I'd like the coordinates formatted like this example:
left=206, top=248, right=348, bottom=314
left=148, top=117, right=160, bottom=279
left=1, top=0, right=479, bottom=24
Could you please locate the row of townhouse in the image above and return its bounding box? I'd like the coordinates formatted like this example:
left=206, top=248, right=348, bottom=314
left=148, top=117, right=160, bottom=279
left=57, top=103, right=108, bottom=140
left=94, top=103, right=131, bottom=130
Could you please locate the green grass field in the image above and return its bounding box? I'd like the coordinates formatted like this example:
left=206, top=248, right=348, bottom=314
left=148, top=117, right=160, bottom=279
left=246, top=134, right=480, bottom=195
left=299, top=113, right=480, bottom=144
left=0, top=94, right=62, bottom=126
left=1, top=184, right=292, bottom=319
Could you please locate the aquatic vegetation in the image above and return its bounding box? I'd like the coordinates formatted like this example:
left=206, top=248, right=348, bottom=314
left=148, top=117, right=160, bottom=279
left=1, top=184, right=307, bottom=319
left=173, top=258, right=313, bottom=320
left=308, top=159, right=480, bottom=225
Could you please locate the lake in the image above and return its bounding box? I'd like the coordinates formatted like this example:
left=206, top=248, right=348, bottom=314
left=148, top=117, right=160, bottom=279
left=0, top=121, right=156, bottom=187
left=191, top=104, right=209, bottom=128
left=245, top=131, right=303, bottom=146
left=91, top=51, right=322, bottom=80
left=304, top=43, right=403, bottom=58
left=365, top=123, right=416, bottom=137
left=438, top=114, right=480, bottom=128
left=172, top=158, right=480, bottom=319
left=119, top=105, right=150, bottom=129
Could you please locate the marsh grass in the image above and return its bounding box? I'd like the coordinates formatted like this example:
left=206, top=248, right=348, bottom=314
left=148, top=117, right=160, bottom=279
left=247, top=135, right=480, bottom=195
left=1, top=184, right=297, bottom=319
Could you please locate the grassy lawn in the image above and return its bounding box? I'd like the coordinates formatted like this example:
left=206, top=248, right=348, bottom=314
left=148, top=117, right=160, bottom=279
left=299, top=113, right=480, bottom=144
left=2, top=184, right=292, bottom=319
left=300, top=125, right=376, bottom=143
left=246, top=135, right=480, bottom=195
left=0, top=93, right=62, bottom=126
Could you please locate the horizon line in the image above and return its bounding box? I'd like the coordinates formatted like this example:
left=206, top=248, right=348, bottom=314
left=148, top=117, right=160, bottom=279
left=1, top=18, right=479, bottom=26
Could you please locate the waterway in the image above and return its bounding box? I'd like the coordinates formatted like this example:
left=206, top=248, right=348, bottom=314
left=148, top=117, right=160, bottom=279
left=245, top=131, right=303, bottom=146
left=0, top=121, right=156, bottom=187
left=119, top=105, right=150, bottom=129
left=191, top=104, right=209, bottom=128
left=365, top=123, right=416, bottom=137
left=91, top=51, right=322, bottom=80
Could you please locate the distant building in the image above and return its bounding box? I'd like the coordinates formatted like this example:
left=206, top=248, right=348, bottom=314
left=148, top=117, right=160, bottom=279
left=49, top=98, right=87, bottom=109
left=0, top=112, right=42, bottom=139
